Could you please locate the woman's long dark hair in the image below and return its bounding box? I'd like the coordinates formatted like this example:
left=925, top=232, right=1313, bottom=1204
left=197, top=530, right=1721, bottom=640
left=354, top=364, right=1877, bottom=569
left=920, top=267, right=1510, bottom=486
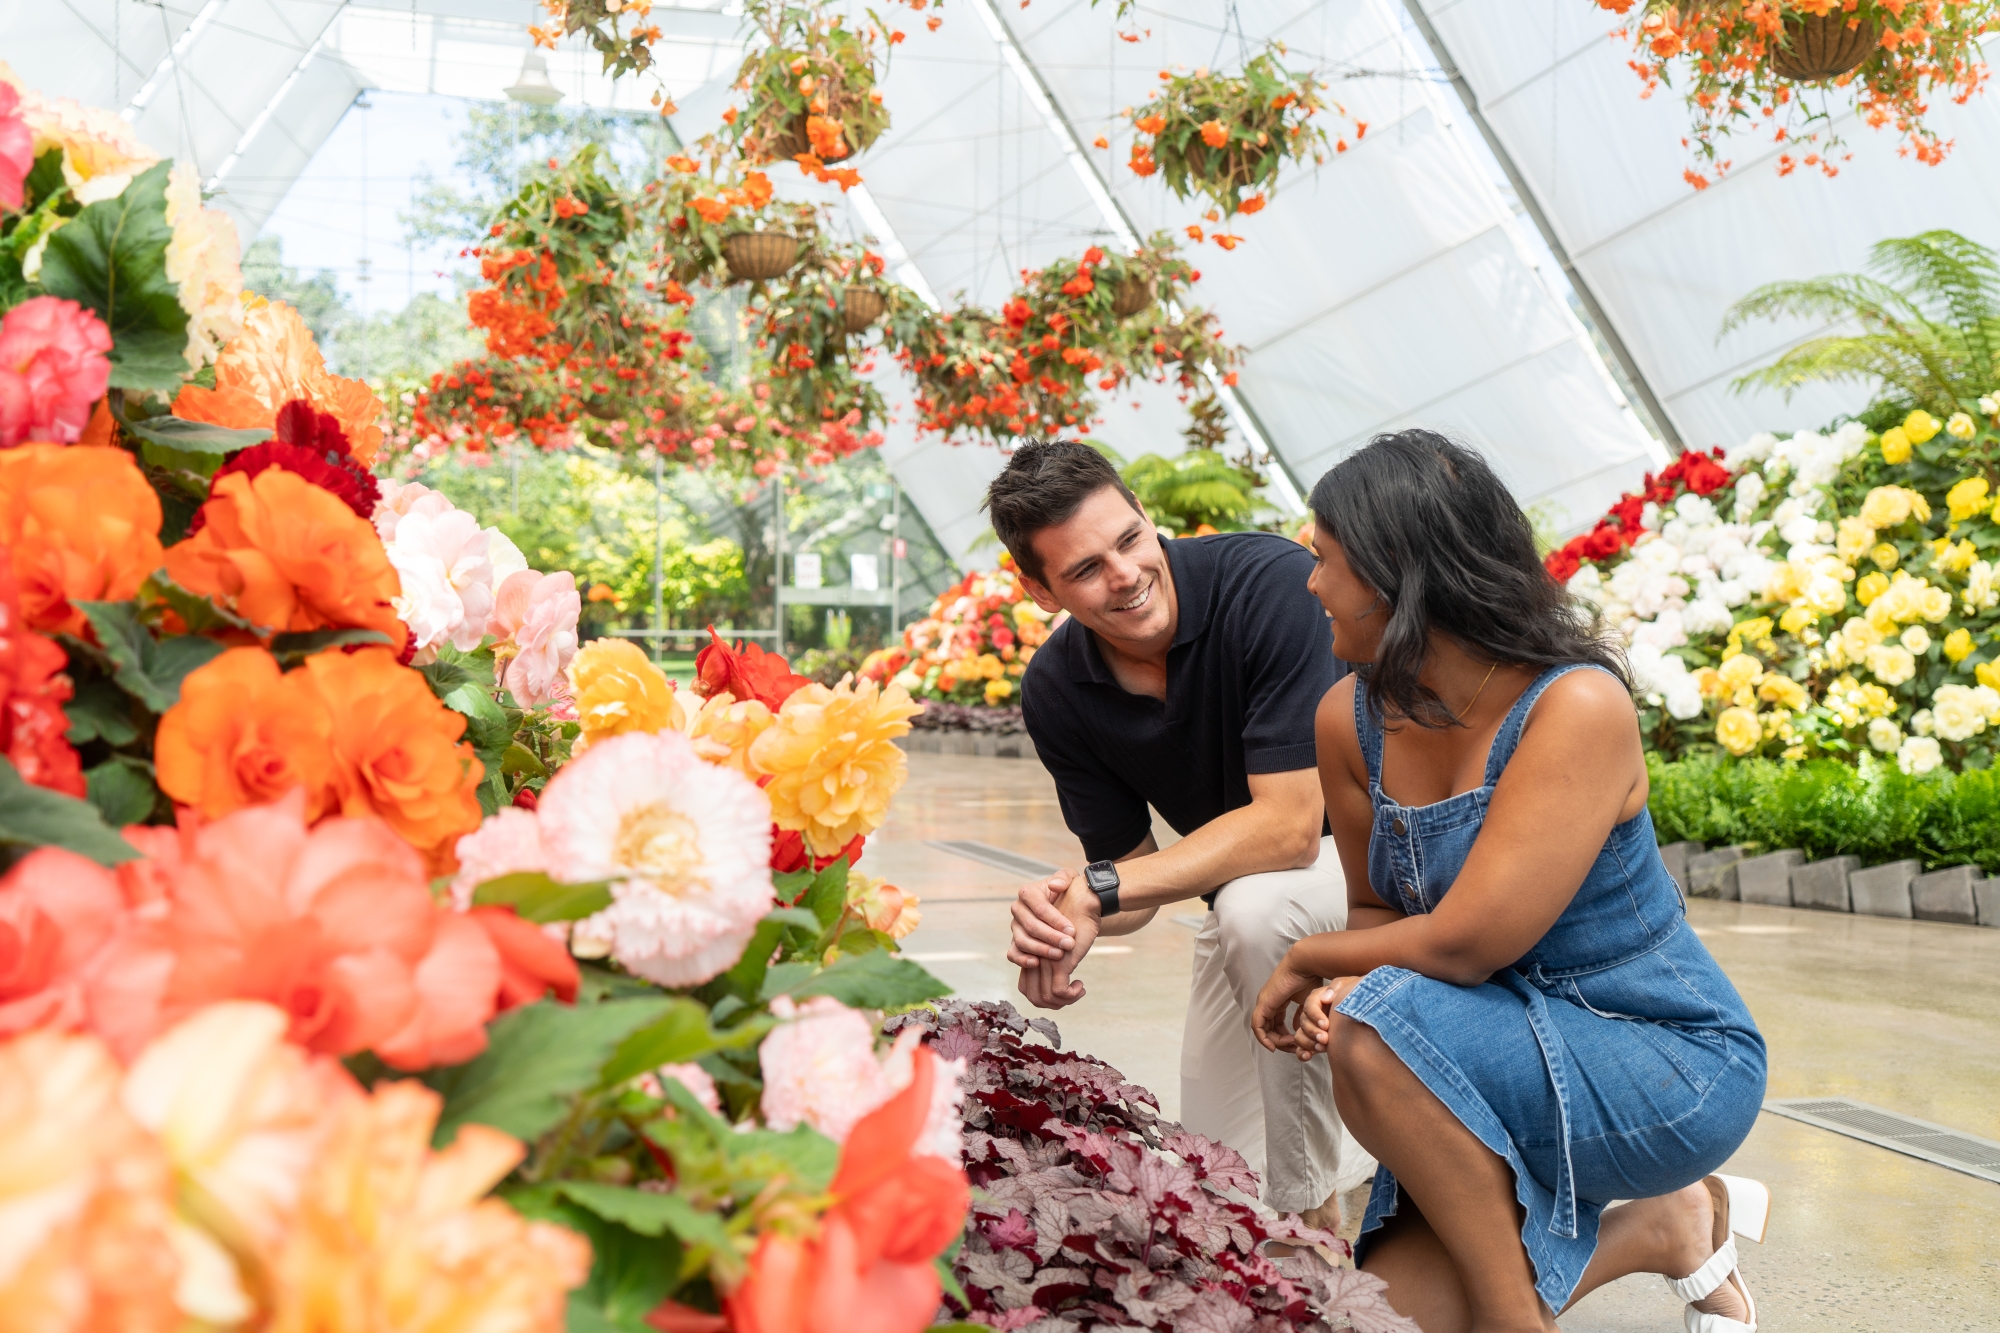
left=1310, top=429, right=1627, bottom=728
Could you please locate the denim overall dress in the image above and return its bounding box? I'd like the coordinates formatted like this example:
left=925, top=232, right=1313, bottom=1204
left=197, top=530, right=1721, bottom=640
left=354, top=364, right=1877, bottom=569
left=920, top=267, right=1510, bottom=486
left=1337, top=664, right=1767, bottom=1310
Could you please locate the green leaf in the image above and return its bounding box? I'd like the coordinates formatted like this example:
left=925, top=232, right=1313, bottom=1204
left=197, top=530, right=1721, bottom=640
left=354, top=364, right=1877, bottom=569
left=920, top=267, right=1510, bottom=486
left=72, top=600, right=225, bottom=714
left=0, top=759, right=140, bottom=865
left=771, top=866, right=812, bottom=905
left=85, top=757, right=158, bottom=826
left=141, top=573, right=255, bottom=637
left=501, top=742, right=548, bottom=777
left=556, top=1181, right=732, bottom=1251
left=506, top=1187, right=682, bottom=1333
left=120, top=413, right=270, bottom=455
left=64, top=679, right=140, bottom=746
left=760, top=950, right=949, bottom=1010
left=600, top=998, right=774, bottom=1088
left=802, top=855, right=851, bottom=928
left=442, top=680, right=512, bottom=783
left=22, top=149, right=65, bottom=210
left=269, top=628, right=392, bottom=664
left=36, top=160, right=190, bottom=391
left=423, top=997, right=669, bottom=1146
left=717, top=1122, right=841, bottom=1193
left=470, top=870, right=613, bottom=924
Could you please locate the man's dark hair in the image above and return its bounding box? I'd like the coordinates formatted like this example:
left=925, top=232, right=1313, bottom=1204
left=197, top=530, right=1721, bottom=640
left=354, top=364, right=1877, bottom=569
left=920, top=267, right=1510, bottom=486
left=984, top=439, right=1142, bottom=583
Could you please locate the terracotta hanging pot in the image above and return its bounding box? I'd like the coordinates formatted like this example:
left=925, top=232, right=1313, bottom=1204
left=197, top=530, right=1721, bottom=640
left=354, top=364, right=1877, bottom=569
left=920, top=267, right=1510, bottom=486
left=842, top=286, right=887, bottom=332
left=1111, top=277, right=1153, bottom=319
left=722, top=231, right=801, bottom=283
left=1770, top=11, right=1880, bottom=81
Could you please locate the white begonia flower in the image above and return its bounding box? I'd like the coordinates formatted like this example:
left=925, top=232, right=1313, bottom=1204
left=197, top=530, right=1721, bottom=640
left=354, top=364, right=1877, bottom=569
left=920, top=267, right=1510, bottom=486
left=1930, top=685, right=1987, bottom=743
left=1682, top=598, right=1734, bottom=637
left=1867, top=718, right=1902, bottom=753
left=1566, top=564, right=1605, bottom=605
left=1912, top=708, right=1936, bottom=737
left=1979, top=395, right=1998, bottom=416
left=386, top=504, right=499, bottom=654
left=1898, top=735, right=1943, bottom=776
left=1974, top=685, right=2000, bottom=723
left=1732, top=471, right=1766, bottom=521
left=1728, top=433, right=1778, bottom=468
left=1946, top=412, right=1976, bottom=441
left=1632, top=609, right=1689, bottom=652
left=1900, top=625, right=1932, bottom=656
left=1866, top=643, right=1918, bottom=686
left=1962, top=560, right=1997, bottom=614
left=1639, top=501, right=1662, bottom=531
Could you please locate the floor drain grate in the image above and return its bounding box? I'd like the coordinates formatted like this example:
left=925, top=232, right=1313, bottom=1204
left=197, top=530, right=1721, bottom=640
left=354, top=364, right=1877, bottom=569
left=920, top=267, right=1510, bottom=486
left=926, top=840, right=1062, bottom=880
left=1764, top=1098, right=2000, bottom=1183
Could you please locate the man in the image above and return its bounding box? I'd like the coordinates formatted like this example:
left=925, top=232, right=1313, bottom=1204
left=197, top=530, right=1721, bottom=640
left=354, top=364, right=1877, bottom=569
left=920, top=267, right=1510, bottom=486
left=989, top=438, right=1361, bottom=1230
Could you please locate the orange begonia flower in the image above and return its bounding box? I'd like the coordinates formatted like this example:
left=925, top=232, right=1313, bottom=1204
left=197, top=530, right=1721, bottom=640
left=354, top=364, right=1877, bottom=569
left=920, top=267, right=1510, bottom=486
left=1199, top=118, right=1229, bottom=147
left=268, top=1080, right=590, bottom=1333
left=0, top=1028, right=181, bottom=1333
left=171, top=299, right=386, bottom=465
left=157, top=645, right=338, bottom=822
left=0, top=442, right=163, bottom=637
left=298, top=646, right=484, bottom=871
left=1238, top=193, right=1266, bottom=214
left=720, top=1051, right=968, bottom=1333
left=163, top=468, right=407, bottom=650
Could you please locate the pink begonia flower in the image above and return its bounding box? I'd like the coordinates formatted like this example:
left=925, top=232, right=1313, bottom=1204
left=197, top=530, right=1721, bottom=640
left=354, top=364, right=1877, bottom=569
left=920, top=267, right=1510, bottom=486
left=385, top=501, right=499, bottom=654
left=448, top=805, right=548, bottom=911
left=0, top=82, right=31, bottom=211
left=0, top=296, right=113, bottom=447
left=372, top=479, right=446, bottom=544
left=635, top=1061, right=722, bottom=1113
left=538, top=729, right=773, bottom=987
left=0, top=844, right=138, bottom=1039
left=759, top=997, right=967, bottom=1160
left=491, top=569, right=581, bottom=710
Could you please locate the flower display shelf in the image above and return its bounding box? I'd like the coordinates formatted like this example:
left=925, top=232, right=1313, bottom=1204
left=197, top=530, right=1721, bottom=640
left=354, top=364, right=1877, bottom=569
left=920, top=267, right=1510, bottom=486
left=1111, top=277, right=1153, bottom=319
left=842, top=285, right=886, bottom=332
left=1771, top=11, right=1880, bottom=81
left=722, top=230, right=801, bottom=282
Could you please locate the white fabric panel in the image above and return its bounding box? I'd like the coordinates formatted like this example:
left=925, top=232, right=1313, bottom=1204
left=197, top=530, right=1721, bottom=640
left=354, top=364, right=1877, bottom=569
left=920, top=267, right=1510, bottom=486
left=211, top=54, right=367, bottom=240
left=1418, top=0, right=2000, bottom=452
left=3, top=0, right=180, bottom=108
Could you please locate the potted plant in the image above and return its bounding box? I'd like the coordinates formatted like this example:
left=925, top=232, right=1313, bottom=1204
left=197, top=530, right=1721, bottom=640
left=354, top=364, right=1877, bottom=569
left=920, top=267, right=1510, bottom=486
left=727, top=0, right=894, bottom=169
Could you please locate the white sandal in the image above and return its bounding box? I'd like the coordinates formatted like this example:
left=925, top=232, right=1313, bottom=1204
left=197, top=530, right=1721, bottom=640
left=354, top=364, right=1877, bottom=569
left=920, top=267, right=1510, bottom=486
left=1665, top=1173, right=1769, bottom=1333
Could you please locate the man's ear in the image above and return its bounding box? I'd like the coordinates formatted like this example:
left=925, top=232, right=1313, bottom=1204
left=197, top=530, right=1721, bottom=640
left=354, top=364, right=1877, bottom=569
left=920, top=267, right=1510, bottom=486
left=1017, top=569, right=1064, bottom=615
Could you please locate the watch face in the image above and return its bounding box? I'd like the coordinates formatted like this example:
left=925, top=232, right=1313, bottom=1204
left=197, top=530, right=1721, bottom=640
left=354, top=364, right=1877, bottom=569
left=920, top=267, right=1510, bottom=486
left=1084, top=860, right=1117, bottom=891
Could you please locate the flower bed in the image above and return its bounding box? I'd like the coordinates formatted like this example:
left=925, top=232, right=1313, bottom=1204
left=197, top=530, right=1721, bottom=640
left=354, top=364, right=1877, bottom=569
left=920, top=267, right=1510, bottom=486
left=863, top=556, right=1056, bottom=709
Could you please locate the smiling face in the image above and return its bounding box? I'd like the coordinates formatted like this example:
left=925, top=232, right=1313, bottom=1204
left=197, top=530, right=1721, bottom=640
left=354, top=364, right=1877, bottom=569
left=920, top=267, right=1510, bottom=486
left=1307, top=520, right=1387, bottom=664
left=1016, top=484, right=1177, bottom=653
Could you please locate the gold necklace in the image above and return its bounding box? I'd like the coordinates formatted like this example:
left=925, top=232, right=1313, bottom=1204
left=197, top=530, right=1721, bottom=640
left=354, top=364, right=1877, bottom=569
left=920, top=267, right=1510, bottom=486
left=1457, top=661, right=1499, bottom=720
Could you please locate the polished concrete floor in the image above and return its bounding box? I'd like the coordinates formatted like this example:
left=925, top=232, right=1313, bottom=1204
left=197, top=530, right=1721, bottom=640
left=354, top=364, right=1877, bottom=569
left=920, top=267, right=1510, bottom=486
left=876, top=752, right=2000, bottom=1331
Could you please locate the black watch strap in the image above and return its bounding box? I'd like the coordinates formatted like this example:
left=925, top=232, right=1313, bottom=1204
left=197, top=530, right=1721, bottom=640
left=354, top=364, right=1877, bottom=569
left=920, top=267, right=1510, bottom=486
left=1084, top=859, right=1121, bottom=917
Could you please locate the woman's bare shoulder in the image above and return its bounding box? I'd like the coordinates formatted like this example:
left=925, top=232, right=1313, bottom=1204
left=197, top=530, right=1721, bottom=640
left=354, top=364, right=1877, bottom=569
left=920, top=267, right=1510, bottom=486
left=1520, top=666, right=1641, bottom=754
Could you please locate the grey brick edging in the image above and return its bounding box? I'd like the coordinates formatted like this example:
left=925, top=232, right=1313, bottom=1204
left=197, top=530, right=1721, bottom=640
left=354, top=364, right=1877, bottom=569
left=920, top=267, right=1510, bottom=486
left=895, top=732, right=1035, bottom=759
left=1656, top=840, right=1998, bottom=929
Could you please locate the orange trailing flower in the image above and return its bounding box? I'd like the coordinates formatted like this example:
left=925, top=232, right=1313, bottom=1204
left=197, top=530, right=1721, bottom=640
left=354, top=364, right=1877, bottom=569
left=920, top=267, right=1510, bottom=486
left=163, top=468, right=407, bottom=651
left=806, top=114, right=849, bottom=160
left=297, top=647, right=484, bottom=872
left=268, top=1080, right=591, bottom=1333
left=1198, top=118, right=1229, bottom=147
left=171, top=298, right=385, bottom=464
left=0, top=442, right=163, bottom=638
left=156, top=645, right=338, bottom=821
left=1237, top=192, right=1266, bottom=213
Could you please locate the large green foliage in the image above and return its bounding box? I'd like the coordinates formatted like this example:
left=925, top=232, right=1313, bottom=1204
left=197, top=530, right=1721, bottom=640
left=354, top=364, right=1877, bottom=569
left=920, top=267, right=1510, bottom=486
left=36, top=160, right=189, bottom=391
left=1120, top=448, right=1270, bottom=534
left=1724, top=230, right=2000, bottom=426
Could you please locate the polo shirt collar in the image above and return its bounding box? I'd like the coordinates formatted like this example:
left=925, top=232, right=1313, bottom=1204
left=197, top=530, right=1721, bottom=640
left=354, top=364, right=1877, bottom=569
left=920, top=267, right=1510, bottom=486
left=1064, top=534, right=1216, bottom=683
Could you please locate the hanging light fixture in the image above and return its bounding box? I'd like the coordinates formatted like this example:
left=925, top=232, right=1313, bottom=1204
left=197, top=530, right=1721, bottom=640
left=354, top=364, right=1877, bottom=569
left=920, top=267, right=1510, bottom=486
left=505, top=50, right=565, bottom=105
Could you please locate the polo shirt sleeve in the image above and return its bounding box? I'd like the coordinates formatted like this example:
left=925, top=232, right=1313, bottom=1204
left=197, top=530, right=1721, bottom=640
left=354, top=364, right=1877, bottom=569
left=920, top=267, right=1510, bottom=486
left=1021, top=666, right=1154, bottom=863
left=1237, top=545, right=1345, bottom=774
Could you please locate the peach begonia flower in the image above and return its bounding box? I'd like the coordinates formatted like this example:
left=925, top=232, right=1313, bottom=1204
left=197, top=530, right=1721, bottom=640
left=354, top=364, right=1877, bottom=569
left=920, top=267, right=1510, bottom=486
left=384, top=500, right=501, bottom=656
left=845, top=872, right=920, bottom=940
left=108, top=796, right=499, bottom=1070
left=489, top=569, right=580, bottom=710
left=541, top=729, right=773, bottom=987
left=164, top=468, right=407, bottom=651
left=758, top=998, right=966, bottom=1160
left=682, top=692, right=774, bottom=775
left=296, top=646, right=484, bottom=871
left=567, top=637, right=682, bottom=751
left=156, top=645, right=338, bottom=822
left=0, top=846, right=142, bottom=1042
left=0, top=64, right=159, bottom=205
left=120, top=1001, right=359, bottom=1323
left=748, top=677, right=920, bottom=857
left=634, top=1061, right=722, bottom=1112
left=724, top=1050, right=968, bottom=1333
left=0, top=1027, right=181, bottom=1333
left=0, top=442, right=163, bottom=638
left=267, top=1080, right=591, bottom=1333
left=162, top=164, right=243, bottom=370
left=0, top=295, right=113, bottom=447
left=170, top=299, right=386, bottom=465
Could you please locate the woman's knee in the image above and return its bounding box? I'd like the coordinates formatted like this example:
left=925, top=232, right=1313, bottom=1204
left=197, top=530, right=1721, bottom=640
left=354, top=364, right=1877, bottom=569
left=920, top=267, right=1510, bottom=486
left=1327, top=1014, right=1409, bottom=1106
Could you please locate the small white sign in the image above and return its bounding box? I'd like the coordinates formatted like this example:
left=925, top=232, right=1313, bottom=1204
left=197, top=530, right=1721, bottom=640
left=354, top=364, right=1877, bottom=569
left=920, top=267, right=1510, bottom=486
left=793, top=553, right=822, bottom=588
left=850, top=553, right=880, bottom=591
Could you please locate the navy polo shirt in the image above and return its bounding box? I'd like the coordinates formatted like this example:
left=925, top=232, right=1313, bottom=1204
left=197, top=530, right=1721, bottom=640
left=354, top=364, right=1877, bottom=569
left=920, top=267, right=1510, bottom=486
left=1021, top=531, right=1347, bottom=869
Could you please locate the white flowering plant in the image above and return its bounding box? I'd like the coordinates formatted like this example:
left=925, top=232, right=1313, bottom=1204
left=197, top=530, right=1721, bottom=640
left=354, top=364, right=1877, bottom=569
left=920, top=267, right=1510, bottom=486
left=1566, top=396, right=2000, bottom=774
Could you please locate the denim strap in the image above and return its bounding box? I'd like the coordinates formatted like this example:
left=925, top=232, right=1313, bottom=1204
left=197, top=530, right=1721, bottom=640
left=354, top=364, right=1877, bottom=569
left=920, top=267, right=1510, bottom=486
left=1482, top=663, right=1613, bottom=788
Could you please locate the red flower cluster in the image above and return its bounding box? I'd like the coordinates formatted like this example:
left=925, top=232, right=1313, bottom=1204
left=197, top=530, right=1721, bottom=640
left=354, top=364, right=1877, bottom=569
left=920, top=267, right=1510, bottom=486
left=0, top=560, right=84, bottom=797
left=1544, top=447, right=1734, bottom=584
left=191, top=400, right=381, bottom=533
left=694, top=626, right=812, bottom=710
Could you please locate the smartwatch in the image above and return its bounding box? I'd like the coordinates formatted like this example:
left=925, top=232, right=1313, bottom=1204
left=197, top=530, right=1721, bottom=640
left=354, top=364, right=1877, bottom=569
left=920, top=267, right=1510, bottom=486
left=1083, top=859, right=1121, bottom=917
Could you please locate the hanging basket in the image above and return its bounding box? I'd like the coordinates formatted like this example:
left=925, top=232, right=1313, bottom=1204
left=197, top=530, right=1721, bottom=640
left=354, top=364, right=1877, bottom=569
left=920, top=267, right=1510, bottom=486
left=1181, top=134, right=1265, bottom=192
left=723, top=231, right=801, bottom=283
left=842, top=286, right=887, bottom=333
left=1111, top=278, right=1153, bottom=319
left=1770, top=12, right=1880, bottom=81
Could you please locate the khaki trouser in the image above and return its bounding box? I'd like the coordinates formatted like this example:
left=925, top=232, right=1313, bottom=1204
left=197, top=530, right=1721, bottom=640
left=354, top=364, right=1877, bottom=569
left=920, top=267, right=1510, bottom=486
left=1179, top=836, right=1377, bottom=1213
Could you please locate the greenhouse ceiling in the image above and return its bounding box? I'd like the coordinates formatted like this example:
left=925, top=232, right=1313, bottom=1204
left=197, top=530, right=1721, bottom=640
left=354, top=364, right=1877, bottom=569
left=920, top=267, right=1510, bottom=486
left=12, top=1, right=1995, bottom=563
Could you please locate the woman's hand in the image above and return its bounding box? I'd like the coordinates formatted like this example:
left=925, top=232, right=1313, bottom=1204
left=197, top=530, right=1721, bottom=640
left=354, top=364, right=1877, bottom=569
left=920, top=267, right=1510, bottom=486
left=1292, top=975, right=1364, bottom=1060
left=1252, top=953, right=1323, bottom=1056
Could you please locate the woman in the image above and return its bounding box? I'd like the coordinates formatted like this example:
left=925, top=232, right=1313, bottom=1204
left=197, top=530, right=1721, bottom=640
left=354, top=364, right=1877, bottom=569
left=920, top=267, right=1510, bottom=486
left=1253, top=431, right=1769, bottom=1333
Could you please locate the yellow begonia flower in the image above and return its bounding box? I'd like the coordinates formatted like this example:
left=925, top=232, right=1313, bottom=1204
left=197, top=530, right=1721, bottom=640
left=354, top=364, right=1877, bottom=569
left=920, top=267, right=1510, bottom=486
left=845, top=871, right=921, bottom=939
left=1920, top=586, right=1952, bottom=622
left=1936, top=539, right=1977, bottom=574
left=568, top=639, right=680, bottom=751
left=1757, top=675, right=1808, bottom=711
left=1901, top=625, right=1931, bottom=656
left=1693, top=666, right=1724, bottom=698
left=687, top=693, right=775, bottom=774
left=1944, top=628, right=1974, bottom=663
left=1835, top=516, right=1876, bottom=564
left=1716, top=653, right=1763, bottom=691
left=750, top=676, right=921, bottom=856
left=1804, top=573, right=1848, bottom=616
left=984, top=678, right=1014, bottom=705
left=1870, top=542, right=1900, bottom=570
left=1856, top=570, right=1890, bottom=605
left=1727, top=617, right=1772, bottom=647
left=1778, top=605, right=1817, bottom=635
left=1904, top=409, right=1941, bottom=444
left=1977, top=661, right=2000, bottom=692
left=1761, top=562, right=1804, bottom=604
left=1946, top=412, right=1977, bottom=440
left=978, top=653, right=1005, bottom=680
left=1860, top=486, right=1919, bottom=529
left=1715, top=706, right=1763, bottom=756
left=1857, top=682, right=1895, bottom=717
left=1865, top=643, right=1918, bottom=686
left=1879, top=426, right=1912, bottom=464
left=1947, top=476, right=1991, bottom=522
